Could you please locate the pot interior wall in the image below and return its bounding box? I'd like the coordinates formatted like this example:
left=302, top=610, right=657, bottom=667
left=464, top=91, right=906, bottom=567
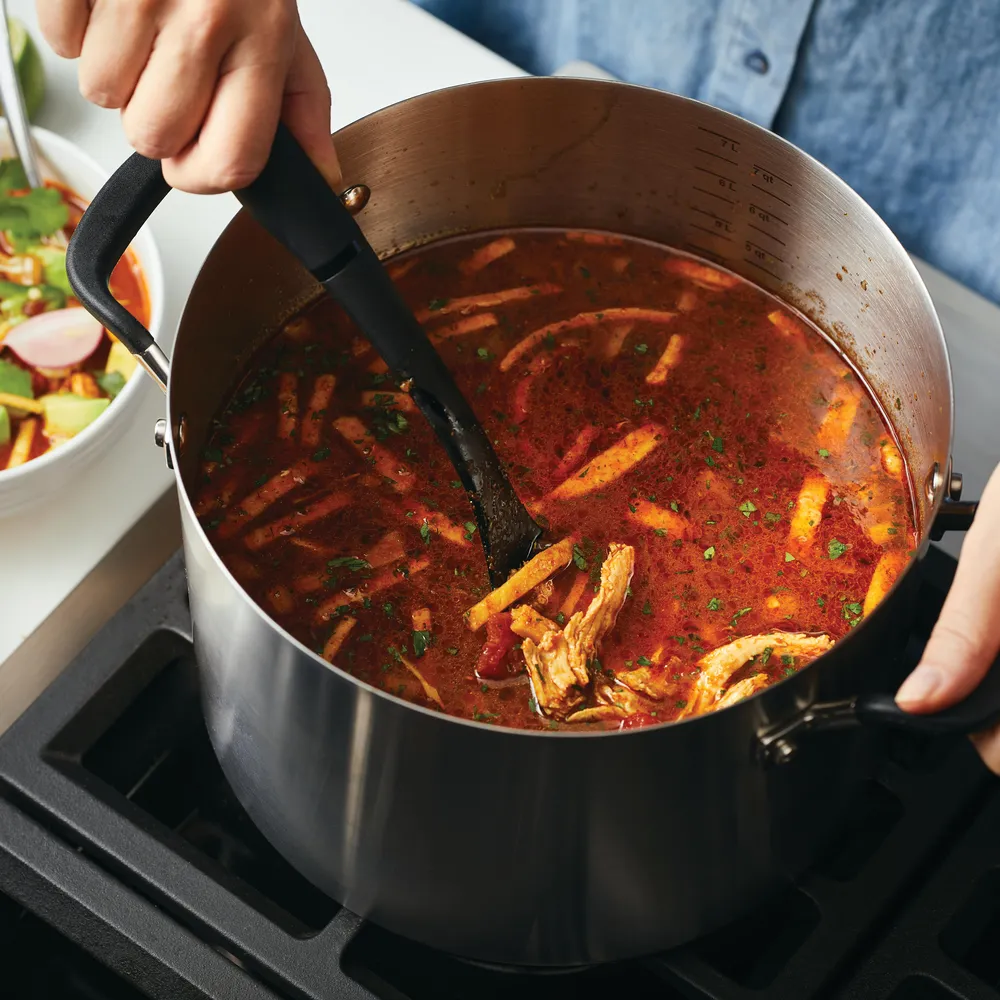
left=172, top=78, right=950, bottom=537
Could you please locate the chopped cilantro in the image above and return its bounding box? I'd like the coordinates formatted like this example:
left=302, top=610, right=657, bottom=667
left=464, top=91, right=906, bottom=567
left=450, top=480, right=463, bottom=488
left=637, top=655, right=652, bottom=666
left=704, top=545, right=716, bottom=560
left=712, top=436, right=724, bottom=453
left=641, top=600, right=653, bottom=616
left=730, top=606, right=752, bottom=626
left=818, top=448, right=830, bottom=459
left=428, top=297, right=449, bottom=311
left=412, top=630, right=433, bottom=657
left=447, top=646, right=459, bottom=655
left=784, top=551, right=795, bottom=562
left=555, top=612, right=566, bottom=625
left=476, top=346, right=494, bottom=361
left=817, top=596, right=827, bottom=609
left=760, top=646, right=773, bottom=665
left=828, top=538, right=848, bottom=560
left=420, top=520, right=432, bottom=544
left=738, top=500, right=757, bottom=517
left=781, top=654, right=794, bottom=666
left=654, top=528, right=667, bottom=537
left=327, top=556, right=371, bottom=572
left=463, top=521, right=478, bottom=541
left=707, top=597, right=723, bottom=611
left=572, top=544, right=588, bottom=571
left=635, top=342, right=648, bottom=354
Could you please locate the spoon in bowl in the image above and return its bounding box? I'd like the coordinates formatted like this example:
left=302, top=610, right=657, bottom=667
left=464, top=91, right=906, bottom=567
left=235, top=125, right=542, bottom=588
left=0, top=1, right=41, bottom=189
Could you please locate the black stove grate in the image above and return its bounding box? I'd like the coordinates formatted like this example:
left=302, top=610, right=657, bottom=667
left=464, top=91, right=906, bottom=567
left=0, top=546, right=998, bottom=1000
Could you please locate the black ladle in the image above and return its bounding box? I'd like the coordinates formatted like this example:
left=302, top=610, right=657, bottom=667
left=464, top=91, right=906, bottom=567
left=68, top=124, right=541, bottom=587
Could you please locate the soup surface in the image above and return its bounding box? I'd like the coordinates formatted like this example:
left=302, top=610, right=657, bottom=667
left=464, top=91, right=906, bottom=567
left=194, top=229, right=915, bottom=731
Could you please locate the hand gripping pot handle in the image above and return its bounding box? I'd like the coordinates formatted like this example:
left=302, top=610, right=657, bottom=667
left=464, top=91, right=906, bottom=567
left=66, top=123, right=370, bottom=393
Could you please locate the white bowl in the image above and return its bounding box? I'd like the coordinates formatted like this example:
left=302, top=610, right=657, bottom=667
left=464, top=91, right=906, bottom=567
left=0, top=125, right=164, bottom=517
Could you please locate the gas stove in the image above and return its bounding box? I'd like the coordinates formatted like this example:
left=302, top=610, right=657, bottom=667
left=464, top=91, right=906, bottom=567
left=1, top=546, right=999, bottom=1000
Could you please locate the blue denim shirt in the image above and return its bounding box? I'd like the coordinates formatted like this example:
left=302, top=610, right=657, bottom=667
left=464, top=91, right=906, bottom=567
left=412, top=0, right=1000, bottom=306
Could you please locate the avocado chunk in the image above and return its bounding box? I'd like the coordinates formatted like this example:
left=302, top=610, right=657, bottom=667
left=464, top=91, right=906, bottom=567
left=0, top=355, right=31, bottom=398
left=41, top=392, right=109, bottom=438
left=0, top=404, right=9, bottom=446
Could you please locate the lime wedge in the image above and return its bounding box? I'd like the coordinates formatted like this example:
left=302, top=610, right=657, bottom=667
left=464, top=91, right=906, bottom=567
left=5, top=18, right=45, bottom=121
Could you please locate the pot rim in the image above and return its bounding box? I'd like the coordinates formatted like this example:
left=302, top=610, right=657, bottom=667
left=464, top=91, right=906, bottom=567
left=169, top=76, right=953, bottom=739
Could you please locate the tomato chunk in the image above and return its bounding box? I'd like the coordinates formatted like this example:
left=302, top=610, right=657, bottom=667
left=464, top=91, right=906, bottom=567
left=619, top=712, right=658, bottom=730
left=475, top=611, right=518, bottom=680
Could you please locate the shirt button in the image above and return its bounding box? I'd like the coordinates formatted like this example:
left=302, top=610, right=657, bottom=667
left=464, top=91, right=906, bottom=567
left=745, top=50, right=770, bottom=74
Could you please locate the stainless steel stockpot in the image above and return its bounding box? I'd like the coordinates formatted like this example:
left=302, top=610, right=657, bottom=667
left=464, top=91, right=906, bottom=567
left=67, top=78, right=991, bottom=967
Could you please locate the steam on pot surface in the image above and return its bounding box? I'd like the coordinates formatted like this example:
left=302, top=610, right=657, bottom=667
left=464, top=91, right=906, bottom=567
left=192, top=227, right=915, bottom=732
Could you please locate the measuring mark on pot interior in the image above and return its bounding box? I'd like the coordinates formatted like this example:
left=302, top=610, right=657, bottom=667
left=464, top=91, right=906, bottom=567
left=694, top=146, right=739, bottom=167
left=747, top=222, right=786, bottom=246
left=692, top=185, right=736, bottom=205
left=684, top=242, right=727, bottom=263
left=690, top=223, right=733, bottom=241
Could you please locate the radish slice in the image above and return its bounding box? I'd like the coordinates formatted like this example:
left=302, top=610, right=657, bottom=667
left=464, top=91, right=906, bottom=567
left=4, top=308, right=104, bottom=369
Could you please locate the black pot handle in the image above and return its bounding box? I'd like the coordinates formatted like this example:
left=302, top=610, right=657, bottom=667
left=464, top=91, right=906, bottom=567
left=856, top=658, right=1000, bottom=735
left=66, top=153, right=172, bottom=389
left=67, top=123, right=365, bottom=393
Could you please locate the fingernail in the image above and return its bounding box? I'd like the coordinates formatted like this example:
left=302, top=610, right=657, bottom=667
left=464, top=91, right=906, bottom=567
left=895, top=667, right=942, bottom=707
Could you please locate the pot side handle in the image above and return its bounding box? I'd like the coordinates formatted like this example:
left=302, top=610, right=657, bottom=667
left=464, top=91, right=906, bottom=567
left=856, top=659, right=1000, bottom=735
left=66, top=153, right=172, bottom=390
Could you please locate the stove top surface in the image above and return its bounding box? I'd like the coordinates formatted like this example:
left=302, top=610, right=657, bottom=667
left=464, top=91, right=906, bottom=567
left=1, top=547, right=999, bottom=1000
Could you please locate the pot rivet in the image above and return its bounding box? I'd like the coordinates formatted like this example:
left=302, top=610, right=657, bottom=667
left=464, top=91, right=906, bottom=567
left=924, top=463, right=943, bottom=504
left=340, top=184, right=371, bottom=215
left=153, top=418, right=166, bottom=449
left=176, top=415, right=188, bottom=456
left=771, top=738, right=798, bottom=764
left=949, top=471, right=964, bottom=501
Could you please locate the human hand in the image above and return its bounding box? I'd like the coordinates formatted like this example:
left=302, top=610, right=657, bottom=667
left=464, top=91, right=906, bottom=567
left=895, top=461, right=1000, bottom=772
left=36, top=0, right=341, bottom=194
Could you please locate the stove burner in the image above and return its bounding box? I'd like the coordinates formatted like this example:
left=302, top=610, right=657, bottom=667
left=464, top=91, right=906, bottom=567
left=0, top=546, right=998, bottom=999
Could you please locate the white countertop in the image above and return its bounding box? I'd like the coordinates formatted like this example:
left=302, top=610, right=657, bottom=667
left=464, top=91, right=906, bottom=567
left=0, top=0, right=520, bottom=672
left=1, top=2, right=997, bottom=725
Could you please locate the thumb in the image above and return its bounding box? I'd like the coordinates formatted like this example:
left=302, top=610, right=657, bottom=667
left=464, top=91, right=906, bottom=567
left=896, top=462, right=1000, bottom=712
left=281, top=22, right=342, bottom=190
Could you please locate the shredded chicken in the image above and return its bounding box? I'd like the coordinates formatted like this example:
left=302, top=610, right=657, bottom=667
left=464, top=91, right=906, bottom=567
left=521, top=543, right=635, bottom=719
left=715, top=674, right=770, bottom=710
left=680, top=631, right=833, bottom=717
left=510, top=605, right=558, bottom=644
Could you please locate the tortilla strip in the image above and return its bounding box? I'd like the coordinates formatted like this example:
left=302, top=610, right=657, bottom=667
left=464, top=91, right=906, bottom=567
left=510, top=605, right=559, bottom=644
left=545, top=424, right=664, bottom=502
left=5, top=416, right=36, bottom=468
left=406, top=502, right=471, bottom=546
left=0, top=391, right=42, bottom=414
left=459, top=236, right=516, bottom=275
left=602, top=321, right=635, bottom=359
left=427, top=311, right=498, bottom=342
left=360, top=390, right=417, bottom=414
left=415, top=282, right=561, bottom=323
left=266, top=584, right=295, bottom=616
left=364, top=530, right=407, bottom=568
left=401, top=656, right=444, bottom=708
left=500, top=307, right=676, bottom=372
left=466, top=537, right=576, bottom=631
left=411, top=607, right=432, bottom=632
left=217, top=459, right=314, bottom=539
left=552, top=425, right=601, bottom=481
left=322, top=617, right=356, bottom=662
left=627, top=500, right=691, bottom=539
left=880, top=439, right=904, bottom=480
left=558, top=572, right=589, bottom=617
left=664, top=257, right=739, bottom=289
left=244, top=490, right=351, bottom=551
left=277, top=373, right=298, bottom=440
left=817, top=382, right=860, bottom=455
left=645, top=334, right=685, bottom=385
left=333, top=415, right=414, bottom=492
left=767, top=310, right=807, bottom=340
left=566, top=230, right=625, bottom=245
left=676, top=289, right=698, bottom=313
left=788, top=473, right=829, bottom=551
left=388, top=257, right=419, bottom=281
left=317, top=555, right=431, bottom=621
left=301, top=374, right=335, bottom=447
left=863, top=550, right=909, bottom=616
